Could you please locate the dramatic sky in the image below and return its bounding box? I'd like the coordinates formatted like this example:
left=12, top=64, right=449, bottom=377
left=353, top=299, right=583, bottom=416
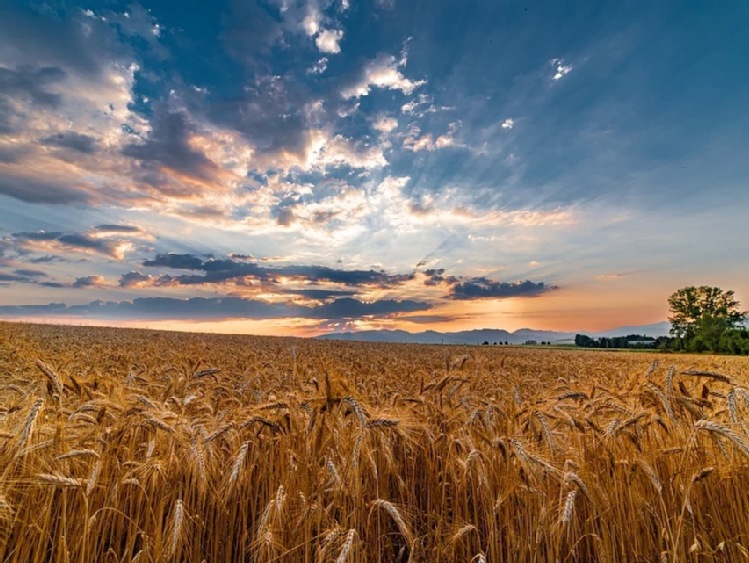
left=1, top=0, right=748, bottom=336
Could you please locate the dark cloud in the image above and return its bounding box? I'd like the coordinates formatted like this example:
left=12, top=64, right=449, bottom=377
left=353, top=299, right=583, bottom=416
left=12, top=231, right=126, bottom=258
left=58, top=234, right=117, bottom=254
left=143, top=253, right=207, bottom=270
left=28, top=255, right=64, bottom=263
left=12, top=231, right=63, bottom=241
left=0, top=65, right=66, bottom=109
left=0, top=4, right=118, bottom=79
left=0, top=268, right=47, bottom=283
left=14, top=268, right=46, bottom=278
left=0, top=295, right=431, bottom=321
left=0, top=173, right=92, bottom=204
left=72, top=276, right=106, bottom=288
left=274, top=206, right=296, bottom=226
left=205, top=74, right=310, bottom=157
left=0, top=145, right=30, bottom=163
left=124, top=109, right=220, bottom=183
left=119, top=271, right=153, bottom=288
left=0, top=273, right=27, bottom=282
left=278, top=265, right=412, bottom=286
left=449, top=279, right=555, bottom=300
left=285, top=289, right=357, bottom=299
left=41, top=132, right=98, bottom=154
left=93, top=224, right=143, bottom=233
left=310, top=297, right=430, bottom=319
left=141, top=253, right=413, bottom=288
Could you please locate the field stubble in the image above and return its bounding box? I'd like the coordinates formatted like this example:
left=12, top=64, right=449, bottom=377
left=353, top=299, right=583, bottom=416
left=1, top=322, right=749, bottom=562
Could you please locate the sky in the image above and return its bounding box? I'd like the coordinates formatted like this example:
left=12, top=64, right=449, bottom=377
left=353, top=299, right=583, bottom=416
left=1, top=0, right=748, bottom=336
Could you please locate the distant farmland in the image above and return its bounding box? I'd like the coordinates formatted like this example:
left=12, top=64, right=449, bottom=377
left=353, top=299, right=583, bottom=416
left=1, top=322, right=748, bottom=562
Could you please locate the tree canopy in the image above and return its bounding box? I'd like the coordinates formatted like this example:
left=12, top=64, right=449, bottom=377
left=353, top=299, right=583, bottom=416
left=668, top=286, right=747, bottom=352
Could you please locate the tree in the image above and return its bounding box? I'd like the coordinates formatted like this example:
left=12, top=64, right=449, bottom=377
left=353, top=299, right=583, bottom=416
left=668, top=286, right=746, bottom=350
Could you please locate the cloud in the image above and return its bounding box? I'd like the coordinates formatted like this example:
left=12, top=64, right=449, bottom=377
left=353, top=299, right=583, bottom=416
left=403, top=122, right=460, bottom=152
left=40, top=131, right=98, bottom=154
left=73, top=275, right=107, bottom=288
left=143, top=253, right=206, bottom=270
left=124, top=109, right=220, bottom=184
left=12, top=231, right=133, bottom=259
left=551, top=58, right=573, bottom=80
left=0, top=65, right=66, bottom=112
left=204, top=74, right=310, bottom=158
left=118, top=271, right=154, bottom=288
left=307, top=57, right=328, bottom=75
left=139, top=252, right=413, bottom=288
left=449, top=279, right=555, bottom=300
left=0, top=4, right=115, bottom=78
left=13, top=268, right=47, bottom=278
left=373, top=115, right=399, bottom=133
left=310, top=297, right=430, bottom=319
left=285, top=289, right=356, bottom=299
left=0, top=296, right=431, bottom=322
left=93, top=224, right=144, bottom=234
left=0, top=173, right=92, bottom=204
left=315, top=29, right=343, bottom=54
left=501, top=118, right=514, bottom=130
left=0, top=267, right=48, bottom=284
left=341, top=53, right=426, bottom=99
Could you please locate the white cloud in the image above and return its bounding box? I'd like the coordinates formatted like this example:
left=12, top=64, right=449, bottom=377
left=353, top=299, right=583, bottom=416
left=501, top=118, right=514, bottom=130
left=302, top=13, right=321, bottom=36
left=315, top=29, right=343, bottom=54
left=307, top=57, right=328, bottom=75
left=551, top=58, right=573, bottom=80
left=373, top=115, right=398, bottom=133
left=403, top=122, right=460, bottom=152
left=341, top=54, right=426, bottom=99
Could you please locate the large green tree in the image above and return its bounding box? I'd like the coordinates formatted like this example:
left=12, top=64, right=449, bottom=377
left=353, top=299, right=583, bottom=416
left=667, top=286, right=746, bottom=350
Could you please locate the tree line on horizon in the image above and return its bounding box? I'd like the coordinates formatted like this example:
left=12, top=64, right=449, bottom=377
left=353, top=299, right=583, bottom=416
left=575, top=285, right=749, bottom=354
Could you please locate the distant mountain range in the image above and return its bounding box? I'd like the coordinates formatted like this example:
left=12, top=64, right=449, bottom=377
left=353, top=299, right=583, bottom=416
left=315, top=321, right=671, bottom=345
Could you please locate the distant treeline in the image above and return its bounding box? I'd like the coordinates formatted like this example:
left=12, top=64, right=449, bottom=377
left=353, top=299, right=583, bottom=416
left=574, top=334, right=659, bottom=349
left=575, top=330, right=749, bottom=354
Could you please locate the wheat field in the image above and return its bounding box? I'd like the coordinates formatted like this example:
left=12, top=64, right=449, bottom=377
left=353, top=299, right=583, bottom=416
left=1, top=322, right=748, bottom=562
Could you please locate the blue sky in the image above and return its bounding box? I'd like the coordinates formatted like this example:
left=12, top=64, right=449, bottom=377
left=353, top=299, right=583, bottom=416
left=1, top=0, right=747, bottom=335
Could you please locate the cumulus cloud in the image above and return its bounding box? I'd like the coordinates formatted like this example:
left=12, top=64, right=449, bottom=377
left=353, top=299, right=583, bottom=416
left=72, top=275, right=107, bottom=288
left=403, top=122, right=460, bottom=152
left=501, top=118, right=514, bottom=130
left=341, top=54, right=426, bottom=98
left=118, top=271, right=155, bottom=288
left=373, top=115, right=399, bottom=133
left=315, top=29, right=343, bottom=54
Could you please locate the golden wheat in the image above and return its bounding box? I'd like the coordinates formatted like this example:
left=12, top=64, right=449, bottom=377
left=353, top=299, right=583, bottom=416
left=1, top=321, right=748, bottom=561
